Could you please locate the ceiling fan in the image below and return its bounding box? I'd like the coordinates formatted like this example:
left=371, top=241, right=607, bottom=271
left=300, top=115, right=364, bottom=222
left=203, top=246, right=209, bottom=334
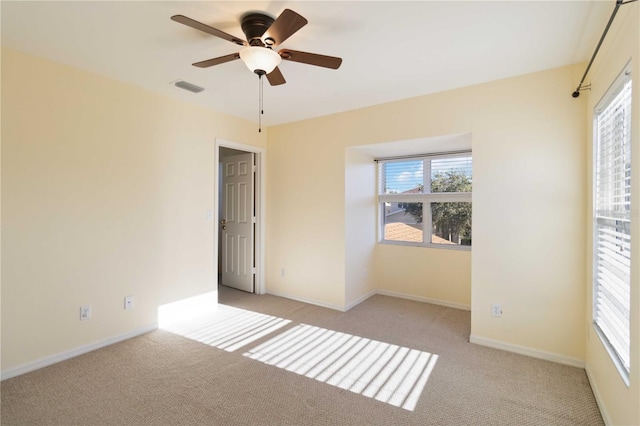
left=171, top=9, right=343, bottom=86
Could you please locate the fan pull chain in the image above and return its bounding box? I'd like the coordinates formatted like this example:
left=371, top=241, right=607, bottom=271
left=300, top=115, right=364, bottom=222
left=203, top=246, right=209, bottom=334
left=258, top=74, right=264, bottom=133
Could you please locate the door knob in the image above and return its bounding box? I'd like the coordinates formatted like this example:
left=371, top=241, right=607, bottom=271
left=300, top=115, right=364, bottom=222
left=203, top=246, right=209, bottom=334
left=221, top=225, right=227, bottom=230
left=220, top=219, right=226, bottom=225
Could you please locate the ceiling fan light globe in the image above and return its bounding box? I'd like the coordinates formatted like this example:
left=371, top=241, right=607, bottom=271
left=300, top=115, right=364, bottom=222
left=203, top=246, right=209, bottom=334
left=239, top=46, right=281, bottom=74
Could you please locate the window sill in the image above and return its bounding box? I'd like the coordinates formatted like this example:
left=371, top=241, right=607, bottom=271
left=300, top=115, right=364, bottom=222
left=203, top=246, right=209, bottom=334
left=378, top=241, right=471, bottom=251
left=593, top=323, right=630, bottom=387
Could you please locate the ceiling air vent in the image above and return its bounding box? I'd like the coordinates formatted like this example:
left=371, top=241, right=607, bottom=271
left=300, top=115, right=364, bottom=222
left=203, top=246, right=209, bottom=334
left=174, top=80, right=204, bottom=93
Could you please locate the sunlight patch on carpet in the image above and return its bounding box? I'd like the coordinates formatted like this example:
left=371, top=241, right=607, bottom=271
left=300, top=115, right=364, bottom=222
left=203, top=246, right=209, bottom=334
left=159, top=299, right=291, bottom=352
left=243, top=324, right=438, bottom=411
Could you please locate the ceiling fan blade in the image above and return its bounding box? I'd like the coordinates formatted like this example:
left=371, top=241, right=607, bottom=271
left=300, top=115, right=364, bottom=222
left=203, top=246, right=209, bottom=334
left=264, top=9, right=307, bottom=46
left=279, top=49, right=342, bottom=69
left=266, top=67, right=286, bottom=86
left=192, top=53, right=240, bottom=68
left=171, top=15, right=246, bottom=46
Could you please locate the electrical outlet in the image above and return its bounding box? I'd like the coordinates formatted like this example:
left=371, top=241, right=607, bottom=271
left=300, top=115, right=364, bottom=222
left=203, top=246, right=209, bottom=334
left=124, top=295, right=134, bottom=310
left=80, top=305, right=91, bottom=321
left=491, top=304, right=502, bottom=318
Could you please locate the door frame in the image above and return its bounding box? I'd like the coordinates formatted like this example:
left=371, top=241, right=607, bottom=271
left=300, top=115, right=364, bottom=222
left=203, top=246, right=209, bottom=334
left=214, top=138, right=266, bottom=295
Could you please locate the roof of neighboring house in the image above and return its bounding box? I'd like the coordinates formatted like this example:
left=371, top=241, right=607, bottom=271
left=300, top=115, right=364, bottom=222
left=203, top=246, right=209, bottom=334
left=401, top=187, right=423, bottom=194
left=384, top=223, right=455, bottom=245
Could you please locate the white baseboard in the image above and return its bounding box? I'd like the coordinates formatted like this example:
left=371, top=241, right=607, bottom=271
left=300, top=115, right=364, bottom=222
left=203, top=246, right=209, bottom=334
left=585, top=364, right=612, bottom=425
left=1, top=324, right=158, bottom=381
left=376, top=289, right=471, bottom=311
left=265, top=289, right=347, bottom=312
left=266, top=288, right=470, bottom=312
left=469, top=334, right=585, bottom=368
left=344, top=290, right=377, bottom=311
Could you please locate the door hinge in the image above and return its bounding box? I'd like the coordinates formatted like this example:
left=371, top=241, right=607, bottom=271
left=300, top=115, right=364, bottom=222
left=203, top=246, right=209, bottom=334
left=252, top=165, right=257, bottom=172
left=252, top=216, right=256, bottom=224
left=252, top=267, right=257, bottom=274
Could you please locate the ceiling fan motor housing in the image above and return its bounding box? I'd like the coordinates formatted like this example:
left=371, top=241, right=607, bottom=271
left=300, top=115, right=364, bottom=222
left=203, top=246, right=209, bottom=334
left=241, top=13, right=275, bottom=46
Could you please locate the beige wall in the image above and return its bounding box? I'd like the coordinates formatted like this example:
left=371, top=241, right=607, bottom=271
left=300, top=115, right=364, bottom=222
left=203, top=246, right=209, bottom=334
left=265, top=121, right=347, bottom=308
left=375, top=245, right=471, bottom=309
left=1, top=48, right=265, bottom=371
left=584, top=4, right=639, bottom=425
left=268, top=63, right=587, bottom=363
left=344, top=148, right=376, bottom=308
left=469, top=65, right=587, bottom=362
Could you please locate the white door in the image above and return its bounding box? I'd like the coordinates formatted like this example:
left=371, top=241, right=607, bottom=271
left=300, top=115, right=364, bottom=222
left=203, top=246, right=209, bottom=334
left=221, top=153, right=255, bottom=292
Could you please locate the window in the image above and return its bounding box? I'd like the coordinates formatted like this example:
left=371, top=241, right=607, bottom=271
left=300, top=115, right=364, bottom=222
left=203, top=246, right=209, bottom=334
left=378, top=152, right=472, bottom=249
left=593, top=63, right=632, bottom=381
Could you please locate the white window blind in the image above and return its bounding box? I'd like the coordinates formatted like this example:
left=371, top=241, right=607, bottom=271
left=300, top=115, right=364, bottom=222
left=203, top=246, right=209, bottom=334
left=593, top=66, right=632, bottom=377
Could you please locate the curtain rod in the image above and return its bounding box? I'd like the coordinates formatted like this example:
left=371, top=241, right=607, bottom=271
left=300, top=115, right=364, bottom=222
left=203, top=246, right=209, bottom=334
left=572, top=0, right=637, bottom=98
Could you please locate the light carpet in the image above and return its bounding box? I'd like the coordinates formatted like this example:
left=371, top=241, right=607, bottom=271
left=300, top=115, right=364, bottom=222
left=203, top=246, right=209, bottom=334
left=1, top=286, right=603, bottom=425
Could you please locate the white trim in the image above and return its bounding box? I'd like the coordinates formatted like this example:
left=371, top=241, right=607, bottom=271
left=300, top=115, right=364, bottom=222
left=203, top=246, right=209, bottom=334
left=1, top=324, right=157, bottom=381
left=267, top=288, right=470, bottom=313
left=378, top=239, right=472, bottom=252
left=215, top=139, right=266, bottom=295
left=376, top=289, right=471, bottom=311
left=266, top=289, right=347, bottom=312
left=591, top=62, right=633, bottom=382
left=585, top=364, right=613, bottom=426
left=377, top=153, right=473, bottom=250
left=344, top=290, right=377, bottom=311
left=469, top=334, right=585, bottom=368
left=380, top=192, right=472, bottom=203
left=375, top=150, right=472, bottom=163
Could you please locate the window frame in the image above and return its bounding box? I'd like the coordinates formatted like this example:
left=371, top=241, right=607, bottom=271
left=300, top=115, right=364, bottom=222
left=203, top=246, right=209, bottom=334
left=592, top=61, right=632, bottom=385
left=377, top=151, right=472, bottom=250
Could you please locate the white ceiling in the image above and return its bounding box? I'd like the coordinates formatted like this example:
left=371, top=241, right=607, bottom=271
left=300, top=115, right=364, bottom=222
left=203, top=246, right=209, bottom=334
left=1, top=1, right=612, bottom=126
